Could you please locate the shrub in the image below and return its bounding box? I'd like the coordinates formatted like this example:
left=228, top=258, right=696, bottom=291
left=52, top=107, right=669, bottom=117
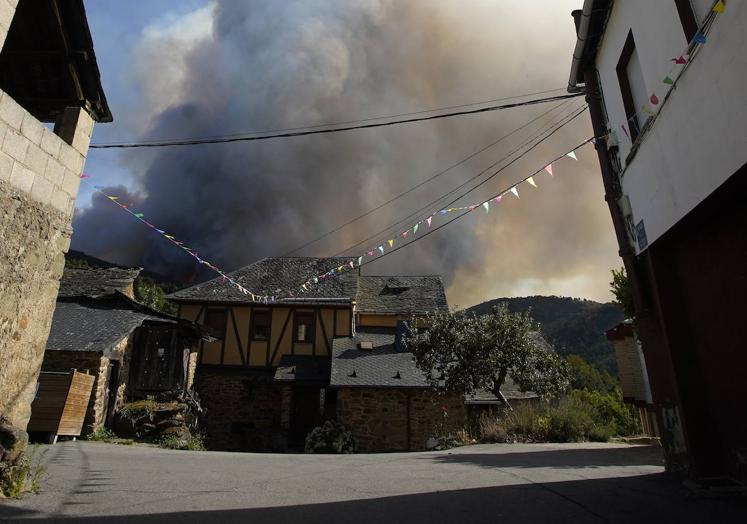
left=158, top=432, right=205, bottom=451
left=86, top=427, right=117, bottom=442
left=569, top=389, right=640, bottom=436
left=304, top=421, right=358, bottom=454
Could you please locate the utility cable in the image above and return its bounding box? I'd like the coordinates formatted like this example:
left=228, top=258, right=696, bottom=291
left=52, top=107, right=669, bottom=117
left=281, top=99, right=574, bottom=256
left=89, top=92, right=584, bottom=149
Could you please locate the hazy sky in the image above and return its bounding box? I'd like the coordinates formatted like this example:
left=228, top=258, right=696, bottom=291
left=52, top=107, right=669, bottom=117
left=76, top=0, right=620, bottom=307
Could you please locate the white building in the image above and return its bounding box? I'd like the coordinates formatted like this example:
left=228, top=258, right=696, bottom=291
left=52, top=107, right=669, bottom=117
left=568, top=0, right=747, bottom=482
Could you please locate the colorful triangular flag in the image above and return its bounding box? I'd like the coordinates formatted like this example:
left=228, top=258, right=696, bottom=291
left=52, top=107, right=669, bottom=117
left=713, top=0, right=725, bottom=14
left=510, top=186, right=519, bottom=198
left=79, top=173, right=90, bottom=179
left=642, top=104, right=654, bottom=116
left=566, top=151, right=577, bottom=161
left=482, top=201, right=489, bottom=213
left=621, top=124, right=630, bottom=139
left=107, top=195, right=118, bottom=200
left=672, top=55, right=687, bottom=65
left=494, top=195, right=502, bottom=204
left=378, top=245, right=385, bottom=255
left=663, top=76, right=674, bottom=85
left=691, top=32, right=706, bottom=44
left=349, top=260, right=355, bottom=269
left=650, top=93, right=659, bottom=105
left=357, top=256, right=363, bottom=266
left=133, top=213, right=144, bottom=218
left=527, top=176, right=537, bottom=188
left=544, top=164, right=553, bottom=176
left=413, top=223, right=419, bottom=234
left=426, top=216, right=433, bottom=227
left=388, top=239, right=394, bottom=248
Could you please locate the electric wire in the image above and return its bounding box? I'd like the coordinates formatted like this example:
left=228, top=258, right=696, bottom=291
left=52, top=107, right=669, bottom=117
left=89, top=92, right=584, bottom=149
left=280, top=99, right=574, bottom=256
left=332, top=103, right=589, bottom=257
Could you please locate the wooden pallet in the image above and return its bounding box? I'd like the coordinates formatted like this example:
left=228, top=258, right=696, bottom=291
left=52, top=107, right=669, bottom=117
left=28, top=370, right=95, bottom=440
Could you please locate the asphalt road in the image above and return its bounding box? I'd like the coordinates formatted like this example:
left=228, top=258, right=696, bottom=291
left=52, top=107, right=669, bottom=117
left=0, top=441, right=744, bottom=523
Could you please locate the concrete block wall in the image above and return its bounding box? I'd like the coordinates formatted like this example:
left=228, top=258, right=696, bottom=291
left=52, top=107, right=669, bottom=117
left=0, top=2, right=98, bottom=430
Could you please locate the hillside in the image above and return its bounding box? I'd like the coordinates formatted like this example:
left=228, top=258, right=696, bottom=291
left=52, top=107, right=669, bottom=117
left=465, top=296, right=625, bottom=374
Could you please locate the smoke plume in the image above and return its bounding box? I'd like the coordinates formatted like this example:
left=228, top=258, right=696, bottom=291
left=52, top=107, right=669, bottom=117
left=73, top=0, right=620, bottom=306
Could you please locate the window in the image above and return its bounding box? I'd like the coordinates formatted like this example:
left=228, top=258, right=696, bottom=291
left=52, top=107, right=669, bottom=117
left=616, top=31, right=648, bottom=142
left=294, top=312, right=315, bottom=343
left=203, top=309, right=227, bottom=339
left=251, top=310, right=271, bottom=341
left=674, top=0, right=698, bottom=43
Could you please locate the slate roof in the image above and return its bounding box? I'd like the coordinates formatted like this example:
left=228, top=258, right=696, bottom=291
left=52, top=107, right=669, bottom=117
left=58, top=267, right=141, bottom=298
left=46, top=295, right=173, bottom=355
left=274, top=355, right=331, bottom=385
left=167, top=257, right=358, bottom=304
left=356, top=276, right=448, bottom=315
left=331, top=331, right=428, bottom=388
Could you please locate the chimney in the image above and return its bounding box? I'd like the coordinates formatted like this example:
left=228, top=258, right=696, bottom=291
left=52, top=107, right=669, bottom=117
left=572, top=9, right=582, bottom=35
left=394, top=320, right=411, bottom=352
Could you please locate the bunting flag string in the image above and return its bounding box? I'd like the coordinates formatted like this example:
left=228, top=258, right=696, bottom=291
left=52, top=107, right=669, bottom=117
left=615, top=0, right=724, bottom=145
left=296, top=137, right=596, bottom=294
left=80, top=179, right=277, bottom=303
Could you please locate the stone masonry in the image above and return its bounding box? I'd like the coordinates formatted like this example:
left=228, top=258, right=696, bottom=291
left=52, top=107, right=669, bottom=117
left=194, top=370, right=285, bottom=452
left=0, top=60, right=95, bottom=430
left=337, top=388, right=466, bottom=452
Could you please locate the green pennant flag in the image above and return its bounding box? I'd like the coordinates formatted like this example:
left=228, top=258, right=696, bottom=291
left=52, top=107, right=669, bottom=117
left=133, top=213, right=144, bottom=218
left=663, top=76, right=674, bottom=85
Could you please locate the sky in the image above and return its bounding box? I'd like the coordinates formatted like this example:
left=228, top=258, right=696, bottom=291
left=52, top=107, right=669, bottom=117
left=76, top=0, right=620, bottom=308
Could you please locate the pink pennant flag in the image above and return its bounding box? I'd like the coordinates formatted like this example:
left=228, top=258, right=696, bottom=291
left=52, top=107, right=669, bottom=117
left=621, top=124, right=630, bottom=139
left=527, top=176, right=537, bottom=188
left=510, top=186, right=519, bottom=198
left=349, top=260, right=355, bottom=269
left=672, top=55, right=687, bottom=65
left=79, top=173, right=90, bottom=179
left=544, top=164, right=553, bottom=176
left=426, top=216, right=433, bottom=227
left=467, top=205, right=475, bottom=212
left=368, top=250, right=374, bottom=256
left=650, top=93, right=659, bottom=105
left=494, top=195, right=502, bottom=204
left=388, top=239, right=394, bottom=248
left=402, top=230, right=408, bottom=239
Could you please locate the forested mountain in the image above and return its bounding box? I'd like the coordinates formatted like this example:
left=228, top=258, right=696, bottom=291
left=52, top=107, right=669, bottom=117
left=465, top=296, right=625, bottom=373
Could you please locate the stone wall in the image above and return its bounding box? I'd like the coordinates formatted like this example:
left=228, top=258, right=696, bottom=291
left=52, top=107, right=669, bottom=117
left=0, top=49, right=95, bottom=429
left=194, top=369, right=285, bottom=452
left=337, top=388, right=466, bottom=452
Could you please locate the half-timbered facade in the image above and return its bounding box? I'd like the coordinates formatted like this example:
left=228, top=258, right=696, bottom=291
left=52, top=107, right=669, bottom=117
left=167, top=257, right=449, bottom=451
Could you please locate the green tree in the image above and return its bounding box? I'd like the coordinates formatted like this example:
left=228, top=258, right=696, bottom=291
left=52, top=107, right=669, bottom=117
left=566, top=354, right=618, bottom=393
left=610, top=267, right=635, bottom=319
left=407, top=304, right=570, bottom=405
left=134, top=278, right=177, bottom=315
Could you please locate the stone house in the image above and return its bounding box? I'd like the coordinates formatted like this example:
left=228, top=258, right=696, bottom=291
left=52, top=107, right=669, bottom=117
left=167, top=257, right=457, bottom=452
left=0, top=0, right=111, bottom=434
left=37, top=267, right=202, bottom=435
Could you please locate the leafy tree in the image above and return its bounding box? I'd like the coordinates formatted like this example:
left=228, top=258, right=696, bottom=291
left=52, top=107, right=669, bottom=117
left=407, top=304, right=570, bottom=405
left=135, top=278, right=178, bottom=315
left=610, top=267, right=635, bottom=319
left=566, top=354, right=618, bottom=393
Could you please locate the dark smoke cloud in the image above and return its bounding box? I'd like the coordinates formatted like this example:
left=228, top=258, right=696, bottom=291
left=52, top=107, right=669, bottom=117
left=73, top=0, right=620, bottom=304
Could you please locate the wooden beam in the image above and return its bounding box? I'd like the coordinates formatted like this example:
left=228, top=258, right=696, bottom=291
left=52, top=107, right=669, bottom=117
left=49, top=0, right=85, bottom=102
left=270, top=309, right=293, bottom=366
left=319, top=309, right=331, bottom=355
left=229, top=307, right=246, bottom=366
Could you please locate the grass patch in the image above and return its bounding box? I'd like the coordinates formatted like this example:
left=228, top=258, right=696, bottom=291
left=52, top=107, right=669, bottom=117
left=85, top=427, right=133, bottom=446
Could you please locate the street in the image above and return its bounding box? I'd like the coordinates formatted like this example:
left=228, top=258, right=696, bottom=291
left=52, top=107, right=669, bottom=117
left=0, top=441, right=744, bottom=523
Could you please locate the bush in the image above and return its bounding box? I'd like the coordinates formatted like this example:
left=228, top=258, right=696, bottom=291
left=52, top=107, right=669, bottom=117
left=477, top=389, right=635, bottom=444
left=158, top=432, right=205, bottom=451
left=304, top=421, right=357, bottom=454
left=86, top=427, right=117, bottom=442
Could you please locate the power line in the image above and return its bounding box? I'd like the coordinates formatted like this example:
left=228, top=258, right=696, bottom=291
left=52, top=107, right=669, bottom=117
left=354, top=137, right=594, bottom=271
left=333, top=104, right=588, bottom=257
left=281, top=99, right=574, bottom=256
left=89, top=92, right=584, bottom=149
